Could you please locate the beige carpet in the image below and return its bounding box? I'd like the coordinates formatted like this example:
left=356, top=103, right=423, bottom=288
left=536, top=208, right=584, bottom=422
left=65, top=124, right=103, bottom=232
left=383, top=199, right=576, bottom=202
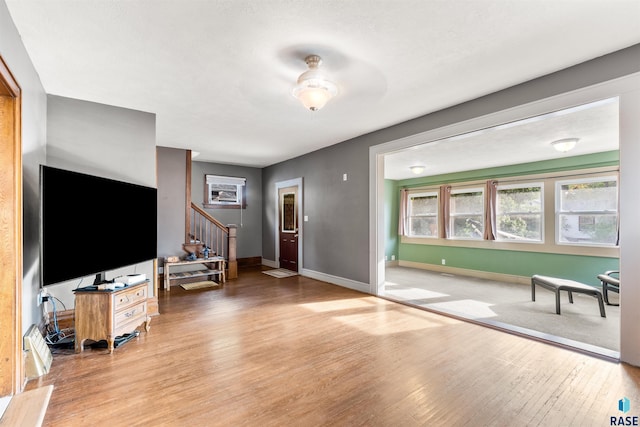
left=262, top=268, right=298, bottom=278
left=180, top=281, right=220, bottom=290
left=384, top=266, right=619, bottom=356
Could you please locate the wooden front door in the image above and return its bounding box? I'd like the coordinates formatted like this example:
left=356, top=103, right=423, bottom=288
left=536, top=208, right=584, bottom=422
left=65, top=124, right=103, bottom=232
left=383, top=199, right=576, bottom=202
left=278, top=186, right=298, bottom=272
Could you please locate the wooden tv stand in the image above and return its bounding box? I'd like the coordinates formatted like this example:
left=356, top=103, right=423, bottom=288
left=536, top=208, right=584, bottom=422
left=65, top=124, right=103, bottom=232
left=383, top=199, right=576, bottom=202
left=74, top=281, right=150, bottom=353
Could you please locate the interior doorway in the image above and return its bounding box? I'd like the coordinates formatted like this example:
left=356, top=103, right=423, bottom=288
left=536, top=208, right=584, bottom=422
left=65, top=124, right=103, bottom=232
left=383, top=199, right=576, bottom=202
left=370, top=75, right=640, bottom=362
left=275, top=178, right=303, bottom=273
left=0, top=56, right=23, bottom=396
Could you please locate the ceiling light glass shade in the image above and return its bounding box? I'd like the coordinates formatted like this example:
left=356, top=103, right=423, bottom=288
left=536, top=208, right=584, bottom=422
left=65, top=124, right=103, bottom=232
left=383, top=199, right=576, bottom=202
left=292, top=55, right=337, bottom=111
left=410, top=165, right=425, bottom=174
left=551, top=138, right=579, bottom=152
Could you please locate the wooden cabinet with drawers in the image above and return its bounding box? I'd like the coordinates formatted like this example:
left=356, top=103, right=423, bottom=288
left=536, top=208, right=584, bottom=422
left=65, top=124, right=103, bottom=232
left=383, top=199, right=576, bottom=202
left=74, top=281, right=151, bottom=353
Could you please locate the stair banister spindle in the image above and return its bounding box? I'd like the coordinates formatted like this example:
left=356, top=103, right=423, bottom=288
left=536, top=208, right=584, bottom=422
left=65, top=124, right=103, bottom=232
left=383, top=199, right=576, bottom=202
left=185, top=203, right=236, bottom=279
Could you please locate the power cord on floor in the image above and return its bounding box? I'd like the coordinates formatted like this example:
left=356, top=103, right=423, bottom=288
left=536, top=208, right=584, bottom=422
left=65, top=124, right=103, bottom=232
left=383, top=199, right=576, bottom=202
left=43, top=297, right=74, bottom=345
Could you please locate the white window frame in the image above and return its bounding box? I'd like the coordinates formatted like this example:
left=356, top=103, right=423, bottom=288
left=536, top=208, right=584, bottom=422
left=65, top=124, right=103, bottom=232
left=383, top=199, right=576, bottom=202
left=496, top=182, right=544, bottom=243
left=449, top=187, right=485, bottom=240
left=204, top=174, right=247, bottom=209
left=407, top=191, right=439, bottom=238
left=555, top=175, right=618, bottom=247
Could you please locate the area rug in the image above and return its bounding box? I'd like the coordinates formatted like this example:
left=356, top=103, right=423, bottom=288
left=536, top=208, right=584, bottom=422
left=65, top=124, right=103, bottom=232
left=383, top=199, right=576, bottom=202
left=180, top=281, right=220, bottom=290
left=262, top=269, right=298, bottom=278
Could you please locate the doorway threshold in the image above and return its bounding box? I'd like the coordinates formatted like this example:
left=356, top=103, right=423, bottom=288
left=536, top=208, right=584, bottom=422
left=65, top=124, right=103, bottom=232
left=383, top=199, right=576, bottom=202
left=379, top=294, right=620, bottom=363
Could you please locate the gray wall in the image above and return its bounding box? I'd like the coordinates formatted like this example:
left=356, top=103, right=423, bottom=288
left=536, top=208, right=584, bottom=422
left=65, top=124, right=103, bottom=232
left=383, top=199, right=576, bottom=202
left=47, top=95, right=156, bottom=187
left=157, top=147, right=187, bottom=261
left=263, top=139, right=370, bottom=282
left=192, top=161, right=262, bottom=259
left=45, top=95, right=156, bottom=308
left=263, top=44, right=640, bottom=286
left=1, top=0, right=48, bottom=333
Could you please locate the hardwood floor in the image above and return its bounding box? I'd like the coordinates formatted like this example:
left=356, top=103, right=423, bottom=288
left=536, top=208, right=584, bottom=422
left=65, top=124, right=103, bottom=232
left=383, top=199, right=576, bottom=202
left=27, top=268, right=640, bottom=426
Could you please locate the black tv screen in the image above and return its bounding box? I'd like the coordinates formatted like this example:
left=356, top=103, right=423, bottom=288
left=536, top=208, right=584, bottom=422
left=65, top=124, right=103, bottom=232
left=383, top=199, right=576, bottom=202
left=40, top=165, right=157, bottom=286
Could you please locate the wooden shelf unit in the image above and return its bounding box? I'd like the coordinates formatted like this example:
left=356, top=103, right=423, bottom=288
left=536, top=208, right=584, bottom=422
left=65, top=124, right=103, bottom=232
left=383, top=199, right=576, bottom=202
left=164, top=257, right=226, bottom=291
left=74, top=281, right=150, bottom=353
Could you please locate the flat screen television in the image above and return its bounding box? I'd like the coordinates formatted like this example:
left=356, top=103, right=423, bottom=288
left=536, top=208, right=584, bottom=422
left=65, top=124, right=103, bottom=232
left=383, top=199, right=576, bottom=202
left=40, top=165, right=157, bottom=286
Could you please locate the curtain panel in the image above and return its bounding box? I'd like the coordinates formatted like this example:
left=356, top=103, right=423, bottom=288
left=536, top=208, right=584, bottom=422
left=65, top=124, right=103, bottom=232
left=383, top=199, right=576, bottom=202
left=483, top=180, right=498, bottom=240
left=398, top=188, right=408, bottom=236
left=438, top=185, right=451, bottom=238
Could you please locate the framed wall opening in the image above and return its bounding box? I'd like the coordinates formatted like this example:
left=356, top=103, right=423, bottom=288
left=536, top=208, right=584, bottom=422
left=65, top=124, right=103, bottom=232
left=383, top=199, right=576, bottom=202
left=370, top=72, right=640, bottom=364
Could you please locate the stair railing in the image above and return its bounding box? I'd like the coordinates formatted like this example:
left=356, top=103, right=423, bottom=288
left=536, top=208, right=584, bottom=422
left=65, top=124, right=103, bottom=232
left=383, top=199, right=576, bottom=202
left=187, top=203, right=237, bottom=279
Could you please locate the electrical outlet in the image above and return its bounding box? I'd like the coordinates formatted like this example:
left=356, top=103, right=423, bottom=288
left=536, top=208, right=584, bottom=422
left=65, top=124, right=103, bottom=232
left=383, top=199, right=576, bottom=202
left=391, top=255, right=396, bottom=261
left=37, top=289, right=48, bottom=306
left=441, top=259, right=446, bottom=265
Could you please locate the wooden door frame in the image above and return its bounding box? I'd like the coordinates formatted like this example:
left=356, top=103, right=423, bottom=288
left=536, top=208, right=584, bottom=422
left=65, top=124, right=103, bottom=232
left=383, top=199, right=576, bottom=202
left=274, top=178, right=302, bottom=272
left=0, top=55, right=23, bottom=396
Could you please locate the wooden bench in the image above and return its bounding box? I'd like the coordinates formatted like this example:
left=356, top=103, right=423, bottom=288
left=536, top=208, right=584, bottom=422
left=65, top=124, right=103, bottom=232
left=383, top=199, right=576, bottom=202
left=164, top=257, right=226, bottom=291
left=531, top=275, right=606, bottom=318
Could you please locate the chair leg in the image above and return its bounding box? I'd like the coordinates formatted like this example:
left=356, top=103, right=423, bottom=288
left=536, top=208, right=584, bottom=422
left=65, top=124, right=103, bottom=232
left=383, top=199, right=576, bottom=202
left=531, top=280, right=536, bottom=301
left=596, top=294, right=606, bottom=318
left=568, top=291, right=574, bottom=304
left=603, top=285, right=620, bottom=306
left=555, top=290, right=561, bottom=315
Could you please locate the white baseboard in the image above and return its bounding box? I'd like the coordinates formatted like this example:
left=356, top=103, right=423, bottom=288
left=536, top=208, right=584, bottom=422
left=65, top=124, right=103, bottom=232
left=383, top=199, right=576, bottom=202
left=261, top=260, right=372, bottom=294
left=261, top=258, right=278, bottom=269
left=301, top=268, right=371, bottom=294
left=397, top=260, right=531, bottom=285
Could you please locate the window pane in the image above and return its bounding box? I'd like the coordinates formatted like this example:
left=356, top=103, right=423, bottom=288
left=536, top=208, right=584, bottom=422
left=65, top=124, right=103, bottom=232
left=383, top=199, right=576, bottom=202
left=557, top=177, right=618, bottom=246
left=560, top=181, right=617, bottom=212
left=409, top=193, right=438, bottom=237
left=496, top=186, right=542, bottom=241
left=497, top=214, right=541, bottom=241
left=451, top=215, right=484, bottom=238
left=450, top=190, right=484, bottom=239
left=410, top=217, right=438, bottom=237
left=451, top=191, right=483, bottom=214
left=209, top=183, right=240, bottom=204
left=497, top=187, right=542, bottom=213
left=559, top=214, right=617, bottom=244
left=410, top=195, right=437, bottom=215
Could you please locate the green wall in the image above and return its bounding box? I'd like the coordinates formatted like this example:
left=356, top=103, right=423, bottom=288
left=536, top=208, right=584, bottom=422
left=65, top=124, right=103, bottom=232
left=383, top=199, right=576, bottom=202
left=399, top=244, right=618, bottom=286
left=388, top=151, right=620, bottom=285
left=399, top=151, right=619, bottom=188
left=384, top=179, right=399, bottom=260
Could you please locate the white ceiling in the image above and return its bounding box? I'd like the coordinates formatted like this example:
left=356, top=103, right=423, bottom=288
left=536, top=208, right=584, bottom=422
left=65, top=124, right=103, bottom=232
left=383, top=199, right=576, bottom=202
left=385, top=97, right=620, bottom=180
left=6, top=1, right=640, bottom=172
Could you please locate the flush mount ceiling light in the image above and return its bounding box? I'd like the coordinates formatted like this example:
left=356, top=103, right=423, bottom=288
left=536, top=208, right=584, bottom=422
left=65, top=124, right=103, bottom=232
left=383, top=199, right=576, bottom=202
left=292, top=55, right=338, bottom=111
left=551, top=138, right=579, bottom=152
left=410, top=165, right=425, bottom=174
